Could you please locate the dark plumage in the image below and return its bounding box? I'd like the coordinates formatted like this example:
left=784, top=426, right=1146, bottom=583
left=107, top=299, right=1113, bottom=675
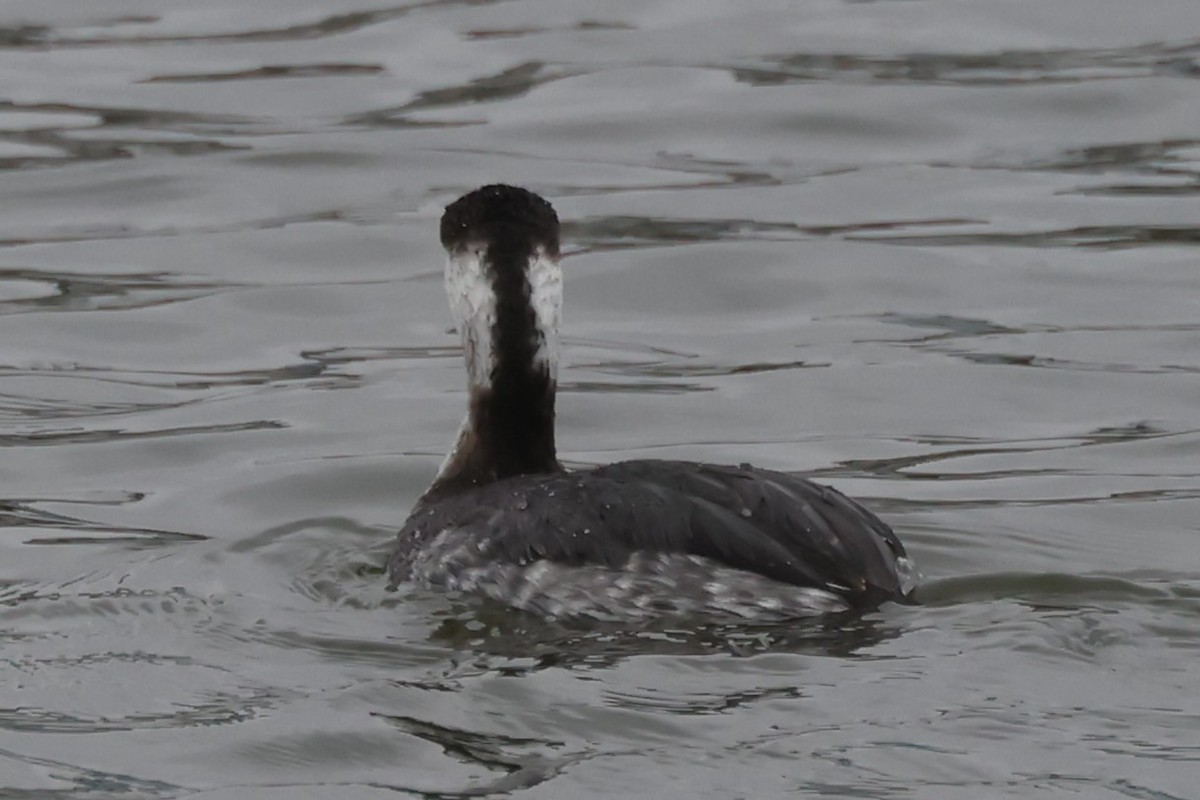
left=440, top=183, right=559, bottom=257
left=388, top=460, right=910, bottom=612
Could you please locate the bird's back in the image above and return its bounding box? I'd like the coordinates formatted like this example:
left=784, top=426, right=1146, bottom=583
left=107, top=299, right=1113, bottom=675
left=388, top=460, right=913, bottom=618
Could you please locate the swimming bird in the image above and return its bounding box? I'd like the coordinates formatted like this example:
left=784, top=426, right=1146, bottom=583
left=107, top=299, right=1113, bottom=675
left=387, top=185, right=915, bottom=620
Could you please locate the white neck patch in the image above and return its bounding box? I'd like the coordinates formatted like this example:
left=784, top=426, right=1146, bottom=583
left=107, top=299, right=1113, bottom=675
left=526, top=248, right=562, bottom=382
left=444, top=247, right=562, bottom=392
left=445, top=248, right=497, bottom=391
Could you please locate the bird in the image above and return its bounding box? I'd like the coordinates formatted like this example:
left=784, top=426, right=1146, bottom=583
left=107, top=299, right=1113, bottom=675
left=387, top=184, right=915, bottom=621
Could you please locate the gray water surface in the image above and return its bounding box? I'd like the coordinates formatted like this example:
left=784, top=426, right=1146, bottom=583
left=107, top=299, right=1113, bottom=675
left=2, top=1, right=1199, bottom=798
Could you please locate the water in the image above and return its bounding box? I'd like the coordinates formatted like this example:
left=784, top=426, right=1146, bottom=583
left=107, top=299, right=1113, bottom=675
left=2, top=1, right=1198, bottom=797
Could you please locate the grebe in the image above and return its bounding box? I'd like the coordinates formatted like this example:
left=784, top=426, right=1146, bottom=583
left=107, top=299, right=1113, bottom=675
left=387, top=185, right=915, bottom=620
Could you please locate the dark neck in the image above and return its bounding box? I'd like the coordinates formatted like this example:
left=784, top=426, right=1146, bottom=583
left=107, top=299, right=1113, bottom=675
left=428, top=241, right=559, bottom=497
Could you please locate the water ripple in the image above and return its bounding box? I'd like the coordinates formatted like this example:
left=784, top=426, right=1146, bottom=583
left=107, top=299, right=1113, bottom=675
left=0, top=268, right=235, bottom=314
left=732, top=39, right=1200, bottom=87
left=0, top=1, right=484, bottom=49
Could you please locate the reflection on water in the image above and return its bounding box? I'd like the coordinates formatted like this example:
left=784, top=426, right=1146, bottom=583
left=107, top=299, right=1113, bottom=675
left=2, top=0, right=1199, bottom=798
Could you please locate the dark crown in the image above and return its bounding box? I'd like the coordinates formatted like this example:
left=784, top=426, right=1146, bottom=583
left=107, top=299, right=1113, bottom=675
left=440, top=184, right=560, bottom=256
